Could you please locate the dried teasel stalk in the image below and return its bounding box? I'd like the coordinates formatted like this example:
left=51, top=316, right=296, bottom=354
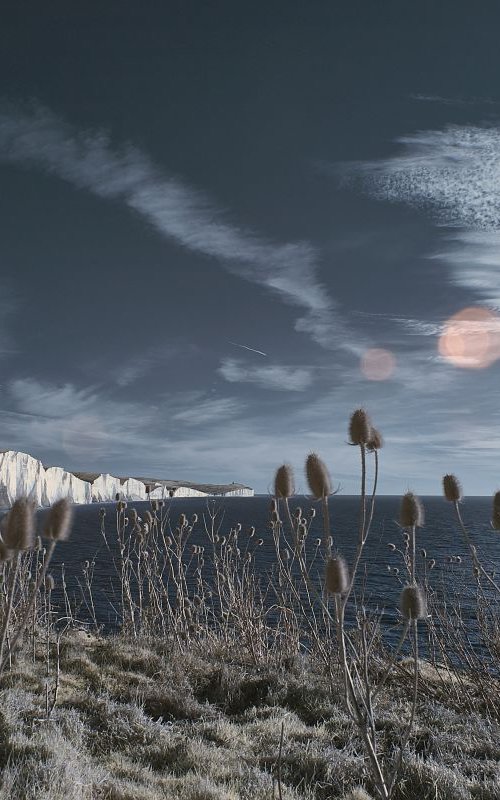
left=3, top=498, right=36, bottom=550
left=325, top=555, right=350, bottom=595
left=491, top=491, right=500, bottom=530
left=305, top=453, right=331, bottom=498
left=274, top=464, right=295, bottom=498
left=399, top=492, right=424, bottom=528
left=349, top=408, right=372, bottom=446
left=400, top=584, right=427, bottom=620
left=43, top=498, right=73, bottom=542
left=442, top=474, right=462, bottom=503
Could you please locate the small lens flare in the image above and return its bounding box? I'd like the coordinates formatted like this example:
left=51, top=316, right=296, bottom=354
left=360, top=348, right=396, bottom=381
left=438, top=307, right=500, bottom=369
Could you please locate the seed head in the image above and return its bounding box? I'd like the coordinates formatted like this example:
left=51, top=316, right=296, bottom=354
left=399, top=492, right=424, bottom=528
left=491, top=491, right=500, bottom=530
left=305, top=453, right=331, bottom=498
left=45, top=574, right=55, bottom=592
left=0, top=542, right=13, bottom=562
left=325, top=556, right=350, bottom=595
left=143, top=511, right=153, bottom=526
left=4, top=498, right=36, bottom=550
left=443, top=474, right=462, bottom=502
left=400, top=584, right=427, bottom=620
left=43, top=498, right=73, bottom=542
left=366, top=428, right=383, bottom=452
left=274, top=464, right=295, bottom=499
left=349, top=408, right=372, bottom=446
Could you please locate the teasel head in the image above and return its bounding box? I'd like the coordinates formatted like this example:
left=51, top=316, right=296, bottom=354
left=399, top=492, right=424, bottom=528
left=491, top=491, right=500, bottom=530
left=305, top=453, right=331, bottom=499
left=274, top=464, right=295, bottom=499
left=45, top=574, right=55, bottom=592
left=400, top=584, right=427, bottom=620
left=143, top=511, right=153, bottom=526
left=151, top=499, right=159, bottom=511
left=4, top=497, right=36, bottom=550
left=43, top=498, right=73, bottom=542
left=366, top=428, right=383, bottom=452
left=129, top=509, right=138, bottom=525
left=325, top=555, right=350, bottom=595
left=349, top=408, right=372, bottom=446
left=0, top=541, right=13, bottom=562
left=443, top=474, right=462, bottom=503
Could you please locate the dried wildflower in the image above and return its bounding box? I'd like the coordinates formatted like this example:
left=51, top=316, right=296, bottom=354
left=491, top=491, right=500, bottom=530
left=400, top=584, right=427, bottom=620
left=4, top=498, right=36, bottom=550
left=399, top=492, right=424, bottom=528
left=143, top=511, right=153, bottom=526
left=179, top=513, right=187, bottom=527
left=274, top=464, right=295, bottom=498
left=192, top=513, right=198, bottom=524
left=43, top=498, right=73, bottom=542
left=305, top=453, right=331, bottom=498
left=0, top=542, right=13, bottom=562
left=349, top=408, right=372, bottom=446
left=325, top=556, right=349, bottom=595
left=443, top=474, right=462, bottom=502
left=45, top=574, right=55, bottom=592
left=387, top=542, right=396, bottom=551
left=129, top=509, right=138, bottom=525
left=366, top=428, right=383, bottom=452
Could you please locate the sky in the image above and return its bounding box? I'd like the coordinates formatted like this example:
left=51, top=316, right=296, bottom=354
left=1, top=1, right=500, bottom=494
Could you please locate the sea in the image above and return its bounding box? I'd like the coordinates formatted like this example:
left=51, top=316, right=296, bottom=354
left=35, top=495, right=500, bottom=659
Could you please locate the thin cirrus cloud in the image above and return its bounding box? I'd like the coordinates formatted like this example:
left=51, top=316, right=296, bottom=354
left=344, top=124, right=500, bottom=305
left=218, top=358, right=313, bottom=391
left=0, top=101, right=353, bottom=351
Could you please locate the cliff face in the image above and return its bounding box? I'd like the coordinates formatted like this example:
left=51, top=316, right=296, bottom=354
left=0, top=450, right=254, bottom=508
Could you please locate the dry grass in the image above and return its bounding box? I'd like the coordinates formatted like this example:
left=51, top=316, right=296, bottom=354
left=0, top=630, right=498, bottom=799
left=1, top=411, right=500, bottom=797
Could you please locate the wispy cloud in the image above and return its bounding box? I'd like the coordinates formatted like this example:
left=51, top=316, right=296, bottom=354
left=348, top=125, right=500, bottom=230
left=343, top=124, right=500, bottom=304
left=410, top=93, right=500, bottom=107
left=171, top=395, right=243, bottom=426
left=0, top=101, right=354, bottom=350
left=218, top=358, right=313, bottom=391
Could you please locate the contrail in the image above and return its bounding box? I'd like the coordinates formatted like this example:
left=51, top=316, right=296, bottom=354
left=228, top=341, right=267, bottom=357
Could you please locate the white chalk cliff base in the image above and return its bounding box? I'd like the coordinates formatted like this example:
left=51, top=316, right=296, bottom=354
left=0, top=450, right=254, bottom=508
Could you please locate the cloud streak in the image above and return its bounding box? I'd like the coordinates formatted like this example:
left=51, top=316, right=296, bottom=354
left=344, top=124, right=500, bottom=305
left=0, top=102, right=352, bottom=350
left=218, top=358, right=313, bottom=391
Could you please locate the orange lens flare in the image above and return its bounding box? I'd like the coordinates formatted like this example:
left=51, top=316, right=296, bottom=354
left=438, top=307, right=500, bottom=369
left=360, top=348, right=396, bottom=381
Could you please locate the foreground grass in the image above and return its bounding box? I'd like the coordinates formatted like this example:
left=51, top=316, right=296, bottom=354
left=0, top=630, right=498, bottom=800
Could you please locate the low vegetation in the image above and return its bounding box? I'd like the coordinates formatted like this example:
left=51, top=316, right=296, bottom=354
left=0, top=409, right=499, bottom=798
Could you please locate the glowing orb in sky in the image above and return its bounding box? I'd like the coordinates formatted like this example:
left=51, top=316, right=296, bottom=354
left=438, top=307, right=500, bottom=369
left=360, top=348, right=396, bottom=381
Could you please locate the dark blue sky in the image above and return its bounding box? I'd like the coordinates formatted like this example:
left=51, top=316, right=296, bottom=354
left=1, top=1, right=500, bottom=493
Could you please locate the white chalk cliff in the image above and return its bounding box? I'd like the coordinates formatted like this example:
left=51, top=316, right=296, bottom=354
left=0, top=450, right=254, bottom=508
